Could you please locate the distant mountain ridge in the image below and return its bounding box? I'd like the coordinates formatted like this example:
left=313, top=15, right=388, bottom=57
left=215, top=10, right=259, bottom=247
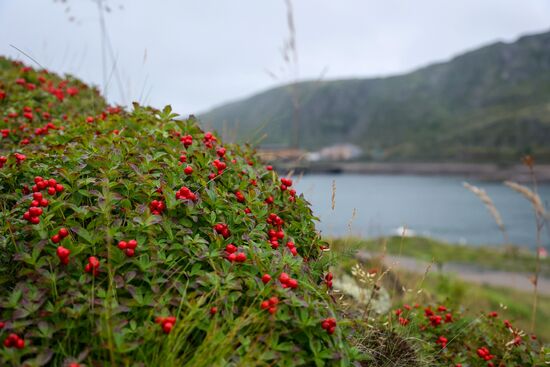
left=201, top=30, right=550, bottom=162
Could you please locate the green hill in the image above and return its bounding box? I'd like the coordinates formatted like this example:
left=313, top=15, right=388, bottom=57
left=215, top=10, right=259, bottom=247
left=201, top=30, right=550, bottom=162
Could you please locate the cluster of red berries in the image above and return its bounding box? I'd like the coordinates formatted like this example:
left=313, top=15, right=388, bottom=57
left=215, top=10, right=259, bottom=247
left=398, top=316, right=409, bottom=326
left=118, top=239, right=138, bottom=257
left=32, top=176, right=64, bottom=195
left=325, top=272, right=333, bottom=289
left=51, top=227, right=70, bottom=243
left=84, top=256, right=100, bottom=276
left=266, top=213, right=283, bottom=227
left=180, top=134, right=193, bottom=147
left=321, top=318, right=337, bottom=335
left=175, top=186, right=197, bottom=202
left=285, top=241, right=298, bottom=256
left=214, top=223, right=231, bottom=238
left=225, top=244, right=246, bottom=262
left=279, top=272, right=298, bottom=289
left=33, top=121, right=57, bottom=136
left=267, top=228, right=284, bottom=249
left=436, top=335, right=448, bottom=349
left=476, top=346, right=494, bottom=361
left=234, top=190, right=245, bottom=203
left=22, top=185, right=54, bottom=224
left=14, top=153, right=26, bottom=164
left=212, top=159, right=226, bottom=176
left=3, top=333, right=25, bottom=349
left=395, top=305, right=410, bottom=326
left=155, top=316, right=176, bottom=334
left=424, top=306, right=452, bottom=327
left=216, top=147, right=226, bottom=157
left=280, top=177, right=293, bottom=191
left=288, top=189, right=297, bottom=202
left=56, top=246, right=71, bottom=265
left=203, top=132, right=217, bottom=148
left=149, top=200, right=165, bottom=215
left=260, top=297, right=279, bottom=314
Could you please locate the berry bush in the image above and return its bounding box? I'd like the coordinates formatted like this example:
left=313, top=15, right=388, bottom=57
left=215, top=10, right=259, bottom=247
left=0, top=57, right=354, bottom=366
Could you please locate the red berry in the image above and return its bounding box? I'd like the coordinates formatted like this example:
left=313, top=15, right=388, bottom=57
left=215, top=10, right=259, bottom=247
left=268, top=306, right=277, bottom=314
left=51, top=234, right=61, bottom=243
left=40, top=199, right=49, bottom=207
left=261, top=274, right=271, bottom=284
left=210, top=307, right=218, bottom=315
left=235, top=252, right=246, bottom=262
left=225, top=244, right=237, bottom=254
left=29, top=206, right=43, bottom=217
left=125, top=248, right=135, bottom=257
left=56, top=246, right=70, bottom=260
left=287, top=278, right=298, bottom=289
left=279, top=273, right=290, bottom=284
left=127, top=239, right=138, bottom=249
left=184, top=165, right=193, bottom=175
left=260, top=301, right=270, bottom=310
left=162, top=322, right=173, bottom=334
left=47, top=187, right=56, bottom=195
left=58, top=228, right=69, bottom=238
left=227, top=253, right=237, bottom=262
left=118, top=241, right=127, bottom=250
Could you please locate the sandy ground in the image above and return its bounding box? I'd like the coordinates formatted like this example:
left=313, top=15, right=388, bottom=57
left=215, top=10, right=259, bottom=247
left=356, top=251, right=550, bottom=295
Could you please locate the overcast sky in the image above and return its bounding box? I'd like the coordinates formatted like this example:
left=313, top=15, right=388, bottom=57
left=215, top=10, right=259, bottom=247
left=1, top=0, right=550, bottom=115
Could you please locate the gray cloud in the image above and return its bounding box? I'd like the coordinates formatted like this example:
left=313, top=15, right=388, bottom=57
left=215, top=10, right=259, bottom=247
left=1, top=0, right=549, bottom=115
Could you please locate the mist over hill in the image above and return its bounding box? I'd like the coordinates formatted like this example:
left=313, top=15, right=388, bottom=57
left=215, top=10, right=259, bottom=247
left=201, top=30, right=550, bottom=162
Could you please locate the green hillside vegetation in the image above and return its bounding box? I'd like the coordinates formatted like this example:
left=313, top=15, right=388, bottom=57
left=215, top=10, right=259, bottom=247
left=202, top=30, right=550, bottom=162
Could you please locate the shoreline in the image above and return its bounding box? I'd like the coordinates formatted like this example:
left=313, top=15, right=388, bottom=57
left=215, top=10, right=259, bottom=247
left=273, top=161, right=550, bottom=183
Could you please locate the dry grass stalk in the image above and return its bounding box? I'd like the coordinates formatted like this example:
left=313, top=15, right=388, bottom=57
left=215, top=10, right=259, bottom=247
left=504, top=180, right=547, bottom=333
left=504, top=181, right=547, bottom=218
left=463, top=182, right=509, bottom=243
left=331, top=179, right=336, bottom=211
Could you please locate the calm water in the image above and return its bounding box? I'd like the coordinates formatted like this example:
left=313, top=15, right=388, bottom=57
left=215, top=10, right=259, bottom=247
left=294, top=174, right=550, bottom=247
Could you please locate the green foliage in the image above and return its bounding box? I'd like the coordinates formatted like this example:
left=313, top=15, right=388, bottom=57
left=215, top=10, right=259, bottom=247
left=202, top=31, right=550, bottom=162
left=0, top=57, right=353, bottom=366
left=389, top=302, right=549, bottom=366
left=331, top=236, right=550, bottom=277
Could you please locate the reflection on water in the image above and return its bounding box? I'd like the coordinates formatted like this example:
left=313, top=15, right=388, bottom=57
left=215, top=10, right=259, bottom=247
left=294, top=174, right=550, bottom=247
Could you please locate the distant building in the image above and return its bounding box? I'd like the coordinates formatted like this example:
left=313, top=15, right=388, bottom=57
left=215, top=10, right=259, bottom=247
left=308, top=143, right=362, bottom=161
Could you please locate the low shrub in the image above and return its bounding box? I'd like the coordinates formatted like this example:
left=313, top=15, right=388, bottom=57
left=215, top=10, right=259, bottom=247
left=0, top=57, right=354, bottom=366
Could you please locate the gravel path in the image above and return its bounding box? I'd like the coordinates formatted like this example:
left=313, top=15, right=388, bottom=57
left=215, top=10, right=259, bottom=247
left=356, top=251, right=550, bottom=296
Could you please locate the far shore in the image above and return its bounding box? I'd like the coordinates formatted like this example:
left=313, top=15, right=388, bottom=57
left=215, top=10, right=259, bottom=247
left=272, top=161, right=550, bottom=183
